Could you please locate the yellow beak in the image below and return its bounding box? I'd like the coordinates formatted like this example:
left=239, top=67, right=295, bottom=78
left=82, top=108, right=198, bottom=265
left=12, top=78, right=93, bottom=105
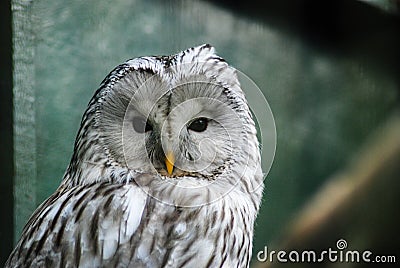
left=165, top=151, right=175, bottom=175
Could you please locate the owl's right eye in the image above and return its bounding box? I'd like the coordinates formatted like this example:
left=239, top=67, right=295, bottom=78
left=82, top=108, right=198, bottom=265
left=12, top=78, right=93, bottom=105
left=132, top=116, right=152, bottom=133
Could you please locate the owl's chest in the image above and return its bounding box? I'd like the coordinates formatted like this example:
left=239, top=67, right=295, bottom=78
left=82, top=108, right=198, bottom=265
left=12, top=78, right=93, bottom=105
left=125, top=201, right=252, bottom=268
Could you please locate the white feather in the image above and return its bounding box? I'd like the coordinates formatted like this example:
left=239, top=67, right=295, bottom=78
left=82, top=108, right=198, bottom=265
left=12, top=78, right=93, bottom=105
left=122, top=185, right=147, bottom=238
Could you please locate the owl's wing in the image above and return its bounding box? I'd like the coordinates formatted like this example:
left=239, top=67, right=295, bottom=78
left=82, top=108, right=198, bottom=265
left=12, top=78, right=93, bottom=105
left=6, top=181, right=149, bottom=267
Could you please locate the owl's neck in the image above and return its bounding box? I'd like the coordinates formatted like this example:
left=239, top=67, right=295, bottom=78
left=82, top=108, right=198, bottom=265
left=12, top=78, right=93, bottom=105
left=61, top=158, right=129, bottom=188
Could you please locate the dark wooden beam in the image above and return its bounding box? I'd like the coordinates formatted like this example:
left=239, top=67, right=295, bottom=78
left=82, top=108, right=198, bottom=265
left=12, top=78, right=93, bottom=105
left=0, top=0, right=14, bottom=266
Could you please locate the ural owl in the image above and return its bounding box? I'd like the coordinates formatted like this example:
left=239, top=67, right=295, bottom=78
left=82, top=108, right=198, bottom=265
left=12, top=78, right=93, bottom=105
left=6, top=44, right=264, bottom=267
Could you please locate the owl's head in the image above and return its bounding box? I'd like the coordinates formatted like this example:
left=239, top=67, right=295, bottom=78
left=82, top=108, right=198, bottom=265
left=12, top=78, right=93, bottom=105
left=65, top=44, right=262, bottom=205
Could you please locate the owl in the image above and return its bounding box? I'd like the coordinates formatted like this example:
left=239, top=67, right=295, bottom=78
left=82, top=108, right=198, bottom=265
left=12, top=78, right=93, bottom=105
left=6, top=44, right=264, bottom=267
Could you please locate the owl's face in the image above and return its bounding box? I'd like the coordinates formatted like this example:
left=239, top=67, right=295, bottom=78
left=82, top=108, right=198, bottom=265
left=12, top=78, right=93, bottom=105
left=121, top=75, right=246, bottom=178
left=101, top=69, right=250, bottom=179
left=68, top=45, right=262, bottom=204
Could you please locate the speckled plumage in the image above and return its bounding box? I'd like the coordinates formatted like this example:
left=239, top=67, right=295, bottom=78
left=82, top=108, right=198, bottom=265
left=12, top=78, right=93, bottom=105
left=6, top=44, right=264, bottom=267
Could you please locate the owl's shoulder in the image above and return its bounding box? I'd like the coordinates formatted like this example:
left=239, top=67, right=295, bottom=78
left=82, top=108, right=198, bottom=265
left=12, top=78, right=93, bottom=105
left=6, top=181, right=148, bottom=267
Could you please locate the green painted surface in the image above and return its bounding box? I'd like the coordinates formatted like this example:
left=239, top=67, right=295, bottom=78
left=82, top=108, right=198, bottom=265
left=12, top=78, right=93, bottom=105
left=13, top=0, right=398, bottom=263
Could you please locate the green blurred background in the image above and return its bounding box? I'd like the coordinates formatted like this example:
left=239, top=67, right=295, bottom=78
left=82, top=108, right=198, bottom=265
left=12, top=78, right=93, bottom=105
left=3, top=0, right=399, bottom=266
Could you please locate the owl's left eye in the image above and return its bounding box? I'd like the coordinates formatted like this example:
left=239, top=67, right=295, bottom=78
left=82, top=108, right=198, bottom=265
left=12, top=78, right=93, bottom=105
left=188, top=117, right=209, bottom=132
left=132, top=116, right=152, bottom=133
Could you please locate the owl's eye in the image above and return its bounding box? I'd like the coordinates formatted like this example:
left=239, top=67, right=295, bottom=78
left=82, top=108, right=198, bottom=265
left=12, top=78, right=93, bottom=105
left=188, top=117, right=209, bottom=132
left=132, top=116, right=152, bottom=133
